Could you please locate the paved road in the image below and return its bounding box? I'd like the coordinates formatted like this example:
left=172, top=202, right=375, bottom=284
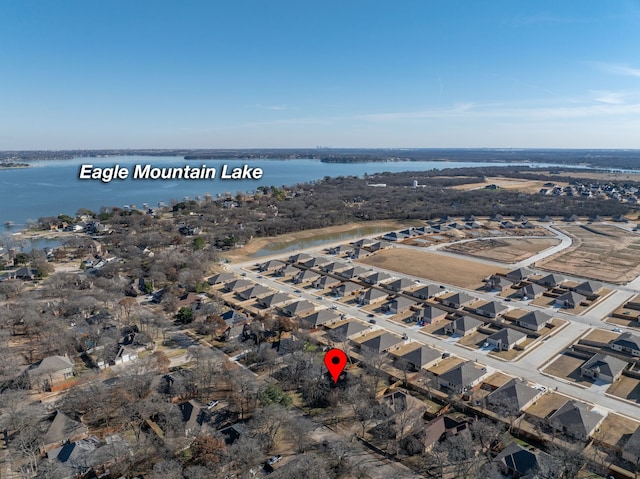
left=227, top=223, right=640, bottom=421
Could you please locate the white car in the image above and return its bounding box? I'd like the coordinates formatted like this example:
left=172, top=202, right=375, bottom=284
left=207, top=400, right=219, bottom=409
left=267, top=455, right=282, bottom=466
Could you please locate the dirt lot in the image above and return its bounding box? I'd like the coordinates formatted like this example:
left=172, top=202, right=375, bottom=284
left=608, top=375, right=640, bottom=402
left=593, top=413, right=640, bottom=449
left=444, top=237, right=561, bottom=264
left=449, top=176, right=566, bottom=193
left=583, top=329, right=620, bottom=344
left=427, top=356, right=466, bottom=375
left=542, top=353, right=592, bottom=386
left=539, top=224, right=640, bottom=283
left=524, top=392, right=569, bottom=419
left=357, top=249, right=507, bottom=289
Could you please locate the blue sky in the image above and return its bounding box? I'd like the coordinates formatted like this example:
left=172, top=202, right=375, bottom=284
left=1, top=1, right=639, bottom=149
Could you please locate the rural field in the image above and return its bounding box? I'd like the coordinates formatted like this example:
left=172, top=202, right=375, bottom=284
left=539, top=224, right=640, bottom=283
left=444, top=237, right=561, bottom=263
left=448, top=176, right=566, bottom=193
left=357, top=248, right=507, bottom=288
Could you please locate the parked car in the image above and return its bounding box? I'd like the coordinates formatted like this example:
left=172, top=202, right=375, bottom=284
left=368, top=319, right=377, bottom=324
left=207, top=400, right=219, bottom=410
left=267, top=455, right=282, bottom=466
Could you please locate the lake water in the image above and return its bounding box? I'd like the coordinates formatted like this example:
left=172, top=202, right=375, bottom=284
left=0, top=155, right=590, bottom=231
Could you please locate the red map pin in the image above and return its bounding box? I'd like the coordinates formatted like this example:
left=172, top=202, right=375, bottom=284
left=324, top=348, right=347, bottom=383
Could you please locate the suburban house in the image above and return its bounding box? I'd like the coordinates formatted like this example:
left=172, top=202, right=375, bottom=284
left=258, top=259, right=285, bottom=272
left=207, top=272, right=236, bottom=285
left=369, top=240, right=392, bottom=251
left=361, top=271, right=393, bottom=285
left=41, top=410, right=89, bottom=452
left=322, top=261, right=348, bottom=274
left=329, top=320, right=369, bottom=340
left=517, top=283, right=547, bottom=300
left=505, top=267, right=534, bottom=283
left=548, top=400, right=605, bottom=440
left=413, top=305, right=448, bottom=324
left=444, top=316, right=484, bottom=336
left=380, top=390, right=428, bottom=438
left=328, top=244, right=354, bottom=256
left=311, top=275, right=341, bottom=289
left=484, top=275, right=513, bottom=292
left=352, top=238, right=376, bottom=248
left=257, top=292, right=294, bottom=309
left=221, top=310, right=250, bottom=338
left=237, top=284, right=272, bottom=300
left=487, top=328, right=527, bottom=351
left=421, top=415, right=470, bottom=452
left=580, top=353, right=627, bottom=383
left=332, top=281, right=364, bottom=297
left=293, top=270, right=321, bottom=284
left=357, top=288, right=388, bottom=305
left=537, top=273, right=566, bottom=288
left=24, top=355, right=75, bottom=391
left=301, top=257, right=331, bottom=269
left=516, top=310, right=552, bottom=331
left=494, top=443, right=541, bottom=479
left=475, top=300, right=509, bottom=318
left=288, top=253, right=312, bottom=264
left=382, top=231, right=408, bottom=242
left=393, top=345, right=441, bottom=371
left=440, top=292, right=475, bottom=309
left=486, top=378, right=542, bottom=413
left=385, top=278, right=416, bottom=292
left=574, top=280, right=604, bottom=297
left=437, top=361, right=486, bottom=393
left=610, top=332, right=640, bottom=357
left=555, top=291, right=586, bottom=309
left=179, top=400, right=209, bottom=437
left=280, top=300, right=315, bottom=317
left=275, top=264, right=300, bottom=277
left=359, top=332, right=404, bottom=355
left=382, top=297, right=417, bottom=315
left=410, top=284, right=445, bottom=300
left=223, top=279, right=252, bottom=293
left=338, top=266, right=369, bottom=280
left=301, top=310, right=340, bottom=328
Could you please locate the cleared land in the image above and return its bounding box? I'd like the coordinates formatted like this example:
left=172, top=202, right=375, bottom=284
left=593, top=413, right=640, bottom=449
left=448, top=177, right=566, bottom=193
left=444, top=237, right=561, bottom=264
left=539, top=224, right=640, bottom=283
left=357, top=249, right=507, bottom=289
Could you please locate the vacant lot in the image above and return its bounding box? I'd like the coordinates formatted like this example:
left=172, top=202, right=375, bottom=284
left=449, top=176, right=565, bottom=194
left=524, top=392, right=569, bottom=419
left=542, top=354, right=592, bottom=386
left=593, top=413, right=640, bottom=449
left=444, top=237, right=561, bottom=264
left=608, top=375, right=640, bottom=402
left=539, top=224, right=640, bottom=283
left=357, top=249, right=507, bottom=288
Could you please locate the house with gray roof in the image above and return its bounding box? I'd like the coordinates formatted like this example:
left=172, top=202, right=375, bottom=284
left=487, top=328, right=527, bottom=351
left=294, top=269, right=321, bottom=284
left=329, top=320, right=369, bottom=340
left=555, top=291, right=586, bottom=309
left=288, top=253, right=312, bottom=264
left=237, top=284, right=272, bottom=300
left=357, top=288, right=388, bottom=305
left=623, top=426, right=640, bottom=464
left=382, top=297, right=417, bottom=315
left=322, top=261, right=348, bottom=273
left=475, top=301, right=509, bottom=318
left=338, top=266, right=368, bottom=279
left=486, top=378, right=542, bottom=413
left=444, top=316, right=484, bottom=336
left=494, top=443, right=541, bottom=479
left=505, top=267, right=534, bottom=282
left=440, top=292, right=475, bottom=309
left=25, top=355, right=75, bottom=391
left=517, top=283, right=547, bottom=300
left=580, top=353, right=627, bottom=383
left=369, top=240, right=391, bottom=251
left=575, top=280, right=604, bottom=297
left=312, top=275, right=341, bottom=289
left=610, top=332, right=640, bottom=357
left=549, top=400, right=605, bottom=440
left=382, top=231, right=408, bottom=242
left=359, top=332, right=404, bottom=355
left=280, top=300, right=315, bottom=317
left=361, top=271, right=393, bottom=285
left=257, top=292, right=294, bottom=309
left=413, top=305, right=448, bottom=324
left=538, top=273, right=566, bottom=288
left=207, top=272, right=236, bottom=285
left=328, top=244, right=354, bottom=255
left=485, top=275, right=513, bottom=292
left=352, top=238, right=376, bottom=248
left=301, top=257, right=331, bottom=269
left=42, top=410, right=89, bottom=452
left=386, top=278, right=416, bottom=292
left=223, top=278, right=253, bottom=292
left=410, top=284, right=444, bottom=300
left=258, top=259, right=285, bottom=272
left=438, top=361, right=486, bottom=393
left=393, top=345, right=441, bottom=371
left=275, top=264, right=300, bottom=277
left=301, top=310, right=340, bottom=328
left=517, top=310, right=552, bottom=331
left=332, top=281, right=364, bottom=297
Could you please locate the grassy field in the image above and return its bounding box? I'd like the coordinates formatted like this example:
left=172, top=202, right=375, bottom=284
left=357, top=249, right=507, bottom=288
left=539, top=224, right=640, bottom=283
left=444, top=237, right=561, bottom=264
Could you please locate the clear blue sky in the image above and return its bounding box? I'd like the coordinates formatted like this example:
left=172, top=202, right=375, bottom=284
left=1, top=1, right=639, bottom=149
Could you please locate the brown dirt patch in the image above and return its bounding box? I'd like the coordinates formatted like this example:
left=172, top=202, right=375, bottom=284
left=539, top=224, right=640, bottom=284
left=524, top=392, right=569, bottom=419
left=449, top=177, right=566, bottom=193
left=593, top=413, right=640, bottom=449
left=608, top=375, right=640, bottom=402
left=542, top=354, right=592, bottom=385
left=444, top=237, right=561, bottom=264
left=357, top=249, right=507, bottom=289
